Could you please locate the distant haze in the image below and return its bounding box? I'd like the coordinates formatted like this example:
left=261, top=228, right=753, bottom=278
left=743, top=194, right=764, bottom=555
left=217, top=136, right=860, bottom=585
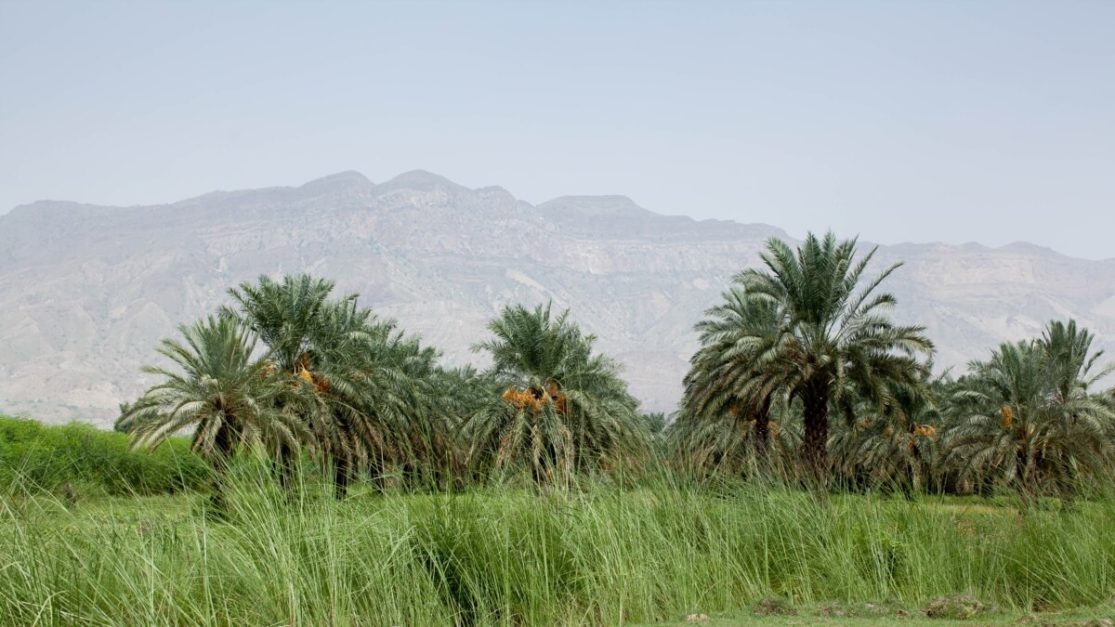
left=3, top=170, right=1114, bottom=425
left=1, top=2, right=1114, bottom=258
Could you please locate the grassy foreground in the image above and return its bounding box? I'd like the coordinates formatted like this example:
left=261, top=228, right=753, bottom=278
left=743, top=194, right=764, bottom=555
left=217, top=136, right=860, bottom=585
left=4, top=416, right=1115, bottom=625
left=4, top=479, right=1115, bottom=625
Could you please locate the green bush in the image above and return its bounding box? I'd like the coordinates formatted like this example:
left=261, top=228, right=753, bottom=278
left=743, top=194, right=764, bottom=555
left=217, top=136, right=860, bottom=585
left=0, top=415, right=210, bottom=496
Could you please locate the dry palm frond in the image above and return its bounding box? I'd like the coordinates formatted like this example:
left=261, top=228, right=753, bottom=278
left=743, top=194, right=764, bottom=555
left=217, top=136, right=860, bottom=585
left=1000, top=405, right=1015, bottom=429
left=913, top=424, right=937, bottom=438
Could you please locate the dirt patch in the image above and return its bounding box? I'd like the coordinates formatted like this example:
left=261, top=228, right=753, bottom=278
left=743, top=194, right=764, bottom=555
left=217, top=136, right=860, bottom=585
left=753, top=597, right=797, bottom=616
left=924, top=594, right=988, bottom=620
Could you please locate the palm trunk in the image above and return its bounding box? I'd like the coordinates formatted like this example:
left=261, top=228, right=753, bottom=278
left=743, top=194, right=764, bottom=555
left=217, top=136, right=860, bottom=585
left=906, top=457, right=920, bottom=498
left=1017, top=446, right=1037, bottom=509
left=276, top=442, right=297, bottom=494
left=210, top=423, right=234, bottom=512
left=333, top=454, right=351, bottom=500
left=801, top=377, right=830, bottom=487
left=752, top=396, right=772, bottom=476
left=907, top=423, right=922, bottom=496
left=368, top=454, right=387, bottom=493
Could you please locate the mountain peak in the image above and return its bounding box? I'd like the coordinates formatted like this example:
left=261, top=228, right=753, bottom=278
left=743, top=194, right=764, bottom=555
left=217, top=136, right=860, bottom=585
left=538, top=195, right=647, bottom=217
left=299, top=171, right=374, bottom=193
left=377, top=170, right=465, bottom=193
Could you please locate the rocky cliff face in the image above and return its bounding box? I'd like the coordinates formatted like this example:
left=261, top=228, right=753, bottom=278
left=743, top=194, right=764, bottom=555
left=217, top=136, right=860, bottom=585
left=2, top=170, right=1113, bottom=425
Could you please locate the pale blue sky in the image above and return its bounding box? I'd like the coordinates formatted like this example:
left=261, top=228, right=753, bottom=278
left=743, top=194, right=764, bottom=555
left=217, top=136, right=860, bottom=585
left=2, top=1, right=1113, bottom=258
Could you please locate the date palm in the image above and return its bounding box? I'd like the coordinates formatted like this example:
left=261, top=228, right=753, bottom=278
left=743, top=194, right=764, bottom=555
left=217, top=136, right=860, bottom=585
left=226, top=274, right=445, bottom=497
left=678, top=286, right=784, bottom=476
left=945, top=320, right=1115, bottom=500
left=830, top=374, right=941, bottom=494
left=289, top=297, right=404, bottom=497
left=945, top=340, right=1052, bottom=497
left=225, top=274, right=336, bottom=373
left=738, top=232, right=934, bottom=484
left=426, top=365, right=495, bottom=487
left=1041, top=319, right=1113, bottom=406
left=224, top=274, right=334, bottom=486
left=117, top=315, right=306, bottom=508
left=341, top=317, right=461, bottom=492
left=461, top=303, right=648, bottom=486
left=1037, top=320, right=1115, bottom=499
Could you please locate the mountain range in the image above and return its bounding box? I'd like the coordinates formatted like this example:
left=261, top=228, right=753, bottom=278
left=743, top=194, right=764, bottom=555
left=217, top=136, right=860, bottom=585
left=2, top=170, right=1114, bottom=427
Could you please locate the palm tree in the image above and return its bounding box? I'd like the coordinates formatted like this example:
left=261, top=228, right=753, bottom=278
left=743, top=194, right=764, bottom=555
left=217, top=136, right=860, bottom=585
left=641, top=412, right=668, bottom=436
left=225, top=274, right=336, bottom=372
left=944, top=320, right=1115, bottom=501
left=426, top=365, right=494, bottom=488
left=737, top=232, right=934, bottom=484
left=339, top=316, right=460, bottom=492
left=945, top=340, right=1051, bottom=498
left=1040, top=320, right=1113, bottom=405
left=1036, top=320, right=1115, bottom=498
left=117, top=315, right=306, bottom=508
left=829, top=373, right=941, bottom=494
left=679, top=285, right=783, bottom=475
left=289, top=297, right=396, bottom=498
left=224, top=274, right=335, bottom=488
left=461, top=303, right=648, bottom=486
left=226, top=274, right=452, bottom=498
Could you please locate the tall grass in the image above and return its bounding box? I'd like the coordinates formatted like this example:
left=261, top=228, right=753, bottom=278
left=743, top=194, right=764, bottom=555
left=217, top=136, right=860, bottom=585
left=4, top=417, right=1114, bottom=624
left=3, top=474, right=1114, bottom=625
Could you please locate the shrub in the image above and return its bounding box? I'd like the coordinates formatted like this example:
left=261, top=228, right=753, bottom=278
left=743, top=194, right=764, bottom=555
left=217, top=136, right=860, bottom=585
left=0, top=415, right=210, bottom=496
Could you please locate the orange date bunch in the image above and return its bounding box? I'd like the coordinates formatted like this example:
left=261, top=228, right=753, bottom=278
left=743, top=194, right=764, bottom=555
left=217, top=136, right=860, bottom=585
left=501, top=382, right=568, bottom=415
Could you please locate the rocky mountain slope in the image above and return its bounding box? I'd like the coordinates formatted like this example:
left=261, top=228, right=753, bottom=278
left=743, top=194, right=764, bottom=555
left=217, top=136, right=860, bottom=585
left=2, top=170, right=1113, bottom=426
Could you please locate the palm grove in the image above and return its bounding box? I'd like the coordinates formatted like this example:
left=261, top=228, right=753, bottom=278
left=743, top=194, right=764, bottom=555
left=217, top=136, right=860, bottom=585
left=117, top=232, right=1115, bottom=506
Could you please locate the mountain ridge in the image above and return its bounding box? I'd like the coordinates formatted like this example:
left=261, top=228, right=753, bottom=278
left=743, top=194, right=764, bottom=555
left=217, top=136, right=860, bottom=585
left=6, top=173, right=1110, bottom=261
left=2, top=170, right=1113, bottom=426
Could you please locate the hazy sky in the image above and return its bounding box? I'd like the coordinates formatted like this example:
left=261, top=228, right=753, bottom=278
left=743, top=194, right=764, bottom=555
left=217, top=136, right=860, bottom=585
left=2, top=1, right=1113, bottom=258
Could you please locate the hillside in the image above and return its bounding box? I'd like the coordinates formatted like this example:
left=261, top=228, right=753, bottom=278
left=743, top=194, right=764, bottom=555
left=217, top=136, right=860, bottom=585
left=2, top=170, right=1113, bottom=425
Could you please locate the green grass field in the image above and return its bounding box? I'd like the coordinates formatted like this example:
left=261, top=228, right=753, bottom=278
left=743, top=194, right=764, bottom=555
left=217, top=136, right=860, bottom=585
left=5, top=481, right=1115, bottom=624
left=4, top=415, right=1115, bottom=626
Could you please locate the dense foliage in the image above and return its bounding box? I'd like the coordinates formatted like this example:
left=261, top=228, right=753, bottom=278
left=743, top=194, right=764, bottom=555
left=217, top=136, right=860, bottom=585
left=0, top=415, right=208, bottom=496
left=671, top=234, right=1113, bottom=500
left=102, top=232, right=1115, bottom=504
left=461, top=303, right=649, bottom=485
